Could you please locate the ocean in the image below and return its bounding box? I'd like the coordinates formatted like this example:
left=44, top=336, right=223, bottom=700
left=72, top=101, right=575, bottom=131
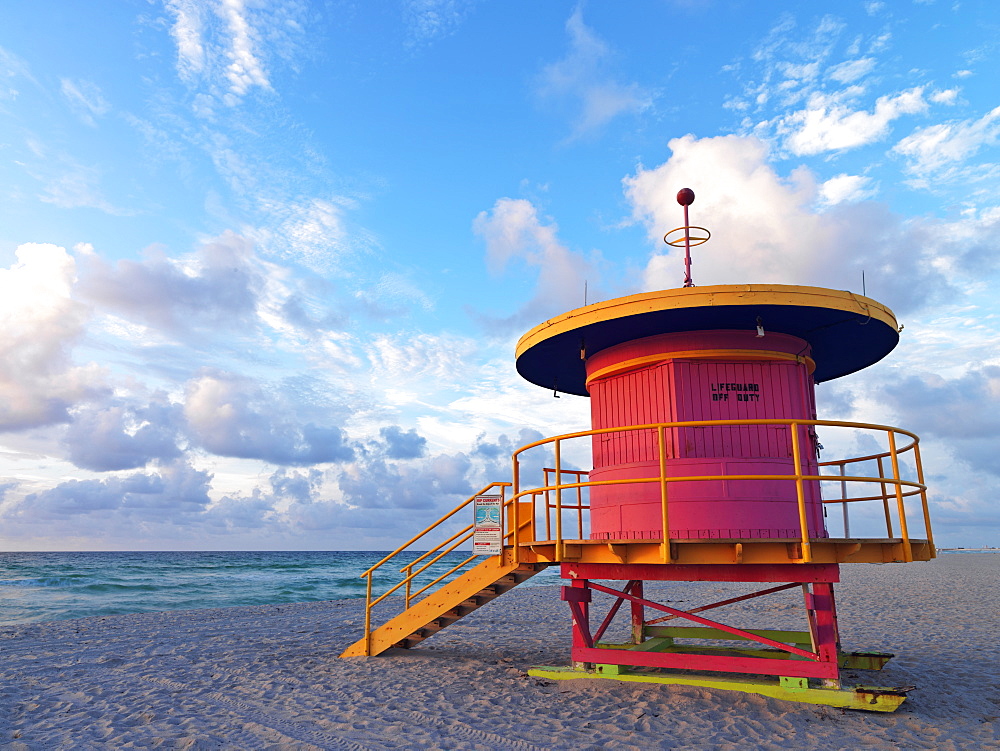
left=0, top=550, right=561, bottom=626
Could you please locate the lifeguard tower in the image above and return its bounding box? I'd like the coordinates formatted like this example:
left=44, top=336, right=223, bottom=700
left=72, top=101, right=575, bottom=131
left=341, top=189, right=934, bottom=712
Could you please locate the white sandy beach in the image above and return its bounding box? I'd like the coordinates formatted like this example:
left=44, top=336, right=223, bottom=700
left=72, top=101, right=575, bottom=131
left=2, top=554, right=998, bottom=750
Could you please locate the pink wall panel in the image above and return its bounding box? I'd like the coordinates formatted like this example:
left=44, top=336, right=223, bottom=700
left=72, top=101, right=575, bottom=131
left=586, top=330, right=825, bottom=541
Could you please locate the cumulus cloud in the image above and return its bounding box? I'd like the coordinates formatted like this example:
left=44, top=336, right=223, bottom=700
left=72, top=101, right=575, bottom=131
left=536, top=7, right=653, bottom=141
left=622, top=134, right=981, bottom=312
left=184, top=371, right=355, bottom=465
left=818, top=173, right=875, bottom=206
left=338, top=449, right=472, bottom=510
left=0, top=243, right=106, bottom=432
left=62, top=396, right=184, bottom=471
left=877, top=367, right=1000, bottom=476
left=77, top=231, right=264, bottom=336
left=11, top=460, right=212, bottom=522
left=473, top=197, right=597, bottom=330
left=380, top=425, right=427, bottom=460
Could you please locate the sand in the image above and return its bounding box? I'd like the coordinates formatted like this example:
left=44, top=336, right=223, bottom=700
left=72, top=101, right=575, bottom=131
left=2, top=554, right=998, bottom=750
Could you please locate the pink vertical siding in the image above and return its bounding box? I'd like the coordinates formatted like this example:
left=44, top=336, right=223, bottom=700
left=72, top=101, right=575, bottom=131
left=586, top=330, right=826, bottom=541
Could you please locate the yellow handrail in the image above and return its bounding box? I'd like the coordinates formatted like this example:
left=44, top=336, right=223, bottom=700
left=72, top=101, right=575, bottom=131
left=358, top=481, right=510, bottom=579
left=356, top=481, right=511, bottom=652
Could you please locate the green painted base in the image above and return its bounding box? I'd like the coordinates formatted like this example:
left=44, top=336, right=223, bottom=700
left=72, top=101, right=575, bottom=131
left=527, top=666, right=911, bottom=712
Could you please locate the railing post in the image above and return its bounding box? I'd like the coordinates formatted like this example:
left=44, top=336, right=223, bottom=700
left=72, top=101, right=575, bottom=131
left=790, top=422, right=813, bottom=563
left=877, top=455, right=894, bottom=537
left=500, top=483, right=508, bottom=561
left=913, top=440, right=935, bottom=556
left=364, top=571, right=373, bottom=656
left=555, top=439, right=563, bottom=560
left=404, top=565, right=412, bottom=608
left=658, top=425, right=671, bottom=563
left=512, top=456, right=521, bottom=564
left=886, top=430, right=913, bottom=562
left=840, top=463, right=850, bottom=538
left=544, top=470, right=552, bottom=541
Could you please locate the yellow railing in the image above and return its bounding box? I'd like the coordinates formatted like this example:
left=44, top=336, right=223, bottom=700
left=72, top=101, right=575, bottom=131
left=350, top=419, right=931, bottom=652
left=509, top=419, right=932, bottom=564
left=355, top=482, right=511, bottom=654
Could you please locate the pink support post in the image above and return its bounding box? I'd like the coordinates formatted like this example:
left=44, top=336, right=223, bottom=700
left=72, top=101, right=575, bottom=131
left=631, top=580, right=645, bottom=644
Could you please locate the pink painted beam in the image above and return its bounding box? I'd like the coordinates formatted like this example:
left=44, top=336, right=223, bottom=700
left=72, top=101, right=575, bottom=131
left=561, top=562, right=840, bottom=583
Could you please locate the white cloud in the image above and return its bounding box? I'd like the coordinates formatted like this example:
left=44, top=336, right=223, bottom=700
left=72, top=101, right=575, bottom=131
left=183, top=371, right=355, bottom=465
left=165, top=0, right=206, bottom=83
left=30, top=150, right=131, bottom=216
left=826, top=57, right=876, bottom=84
left=59, top=78, right=110, bottom=126
left=473, top=197, right=597, bottom=330
left=164, top=0, right=305, bottom=110
left=0, top=244, right=106, bottom=432
left=77, top=231, right=265, bottom=337
left=0, top=45, right=35, bottom=101
left=536, top=7, right=653, bottom=141
left=622, top=134, right=980, bottom=312
left=930, top=88, right=959, bottom=105
left=778, top=87, right=927, bottom=155
left=365, top=332, right=472, bottom=386
left=893, top=106, right=1000, bottom=184
left=218, top=0, right=271, bottom=104
left=402, top=0, right=479, bottom=48
left=251, top=196, right=376, bottom=274
left=354, top=273, right=434, bottom=320
left=818, top=173, right=875, bottom=206
left=63, top=396, right=183, bottom=471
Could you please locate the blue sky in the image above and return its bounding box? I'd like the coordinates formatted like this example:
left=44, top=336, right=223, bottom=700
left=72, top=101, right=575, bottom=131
left=1, top=0, right=998, bottom=551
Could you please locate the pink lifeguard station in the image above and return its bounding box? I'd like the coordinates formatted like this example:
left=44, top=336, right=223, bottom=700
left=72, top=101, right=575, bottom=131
left=343, top=189, right=934, bottom=712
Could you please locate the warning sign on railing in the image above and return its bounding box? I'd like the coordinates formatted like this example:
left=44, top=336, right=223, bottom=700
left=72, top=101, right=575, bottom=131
left=473, top=495, right=502, bottom=555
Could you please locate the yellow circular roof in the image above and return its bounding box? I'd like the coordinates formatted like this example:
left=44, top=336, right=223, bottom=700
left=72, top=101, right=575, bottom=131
left=515, top=284, right=899, bottom=396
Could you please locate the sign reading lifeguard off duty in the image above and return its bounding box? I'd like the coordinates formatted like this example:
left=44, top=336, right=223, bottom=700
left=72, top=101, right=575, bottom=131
left=473, top=495, right=502, bottom=555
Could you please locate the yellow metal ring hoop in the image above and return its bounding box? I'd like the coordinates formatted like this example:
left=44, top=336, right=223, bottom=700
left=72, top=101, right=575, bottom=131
left=663, top=225, right=711, bottom=248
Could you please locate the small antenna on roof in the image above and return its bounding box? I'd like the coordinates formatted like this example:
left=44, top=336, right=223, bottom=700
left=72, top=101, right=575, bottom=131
left=663, top=188, right=711, bottom=288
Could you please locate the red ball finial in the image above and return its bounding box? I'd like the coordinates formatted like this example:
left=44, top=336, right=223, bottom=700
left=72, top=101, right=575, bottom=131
left=677, top=188, right=695, bottom=206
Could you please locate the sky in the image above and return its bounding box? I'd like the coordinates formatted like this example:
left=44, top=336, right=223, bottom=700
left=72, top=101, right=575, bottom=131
left=1, top=0, right=998, bottom=551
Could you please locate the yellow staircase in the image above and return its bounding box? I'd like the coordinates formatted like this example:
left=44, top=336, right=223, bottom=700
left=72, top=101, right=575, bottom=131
left=339, top=483, right=551, bottom=658
left=340, top=550, right=546, bottom=657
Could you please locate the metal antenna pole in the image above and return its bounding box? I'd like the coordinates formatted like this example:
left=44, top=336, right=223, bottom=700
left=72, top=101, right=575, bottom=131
left=663, top=188, right=708, bottom=289
left=677, top=188, right=695, bottom=287
left=683, top=202, right=693, bottom=287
